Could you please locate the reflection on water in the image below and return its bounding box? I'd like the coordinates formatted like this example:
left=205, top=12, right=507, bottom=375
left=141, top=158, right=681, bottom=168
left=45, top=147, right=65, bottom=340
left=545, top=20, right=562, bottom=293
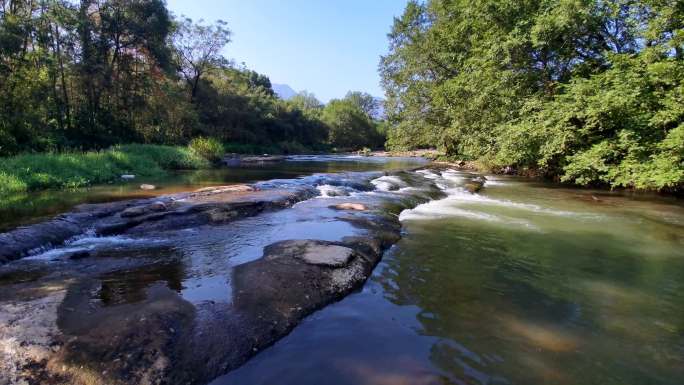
left=214, top=170, right=684, bottom=385
left=98, top=261, right=184, bottom=306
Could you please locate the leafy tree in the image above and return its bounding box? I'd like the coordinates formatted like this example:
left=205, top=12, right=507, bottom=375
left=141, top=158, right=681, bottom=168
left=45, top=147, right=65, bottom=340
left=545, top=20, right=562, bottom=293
left=289, top=91, right=323, bottom=111
left=344, top=91, right=380, bottom=119
left=173, top=17, right=231, bottom=102
left=322, top=99, right=381, bottom=150
left=0, top=1, right=332, bottom=156
left=381, top=0, right=684, bottom=191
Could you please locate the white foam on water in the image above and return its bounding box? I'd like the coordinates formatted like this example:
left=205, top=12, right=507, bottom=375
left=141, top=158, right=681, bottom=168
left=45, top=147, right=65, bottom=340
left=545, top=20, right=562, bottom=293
left=399, top=196, right=539, bottom=230
left=396, top=186, right=421, bottom=194
left=316, top=184, right=350, bottom=198
left=371, top=175, right=407, bottom=191
left=25, top=235, right=163, bottom=261
left=416, top=169, right=440, bottom=179
left=398, top=172, right=602, bottom=229
left=432, top=187, right=598, bottom=218
left=400, top=202, right=500, bottom=222
left=484, top=180, right=508, bottom=186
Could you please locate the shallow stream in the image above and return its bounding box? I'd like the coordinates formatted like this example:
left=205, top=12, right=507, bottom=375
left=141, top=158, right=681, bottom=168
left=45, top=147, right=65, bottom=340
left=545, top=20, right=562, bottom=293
left=1, top=156, right=683, bottom=385
left=213, top=164, right=684, bottom=385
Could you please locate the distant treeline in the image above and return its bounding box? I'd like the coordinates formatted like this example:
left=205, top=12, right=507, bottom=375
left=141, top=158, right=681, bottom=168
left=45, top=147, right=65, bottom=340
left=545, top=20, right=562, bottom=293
left=0, top=0, right=384, bottom=156
left=381, top=0, right=683, bottom=191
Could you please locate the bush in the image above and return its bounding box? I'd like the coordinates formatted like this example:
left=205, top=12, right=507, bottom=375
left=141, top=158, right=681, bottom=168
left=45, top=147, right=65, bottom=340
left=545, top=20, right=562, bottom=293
left=0, top=144, right=211, bottom=196
left=188, top=137, right=225, bottom=162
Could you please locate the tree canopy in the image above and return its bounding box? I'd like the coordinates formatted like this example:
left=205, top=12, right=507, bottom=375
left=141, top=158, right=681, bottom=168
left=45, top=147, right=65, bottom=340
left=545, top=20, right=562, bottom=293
left=0, top=0, right=384, bottom=156
left=381, top=0, right=684, bottom=191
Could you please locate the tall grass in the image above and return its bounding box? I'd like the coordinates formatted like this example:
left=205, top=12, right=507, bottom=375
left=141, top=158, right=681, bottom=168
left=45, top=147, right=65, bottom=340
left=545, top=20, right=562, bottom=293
left=188, top=137, right=225, bottom=162
left=0, top=144, right=211, bottom=195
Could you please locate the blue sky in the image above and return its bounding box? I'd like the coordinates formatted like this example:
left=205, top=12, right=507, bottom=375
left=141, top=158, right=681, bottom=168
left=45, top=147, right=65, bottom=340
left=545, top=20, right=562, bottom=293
left=166, top=0, right=408, bottom=102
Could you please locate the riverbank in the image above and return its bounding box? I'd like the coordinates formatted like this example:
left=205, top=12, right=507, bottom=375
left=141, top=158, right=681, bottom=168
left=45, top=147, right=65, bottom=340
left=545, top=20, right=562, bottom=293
left=0, top=144, right=213, bottom=196
left=0, top=141, right=334, bottom=197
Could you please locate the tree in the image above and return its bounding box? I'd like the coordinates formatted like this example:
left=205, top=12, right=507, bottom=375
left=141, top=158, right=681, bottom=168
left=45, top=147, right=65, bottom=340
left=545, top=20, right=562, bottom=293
left=0, top=0, right=333, bottom=156
left=344, top=91, right=380, bottom=119
left=289, top=91, right=323, bottom=111
left=381, top=0, right=684, bottom=191
left=173, top=17, right=231, bottom=102
left=322, top=99, right=379, bottom=150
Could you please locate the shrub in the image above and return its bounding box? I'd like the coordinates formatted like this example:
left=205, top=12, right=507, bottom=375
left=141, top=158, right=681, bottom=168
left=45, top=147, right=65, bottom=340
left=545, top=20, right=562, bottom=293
left=188, top=137, right=225, bottom=162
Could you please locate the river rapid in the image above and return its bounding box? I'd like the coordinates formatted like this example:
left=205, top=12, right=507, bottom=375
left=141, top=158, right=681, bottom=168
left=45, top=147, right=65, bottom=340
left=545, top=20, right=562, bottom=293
left=1, top=156, right=683, bottom=385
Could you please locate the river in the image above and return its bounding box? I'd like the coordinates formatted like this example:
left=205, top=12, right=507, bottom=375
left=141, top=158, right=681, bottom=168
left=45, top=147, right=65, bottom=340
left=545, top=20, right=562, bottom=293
left=1, top=156, right=683, bottom=385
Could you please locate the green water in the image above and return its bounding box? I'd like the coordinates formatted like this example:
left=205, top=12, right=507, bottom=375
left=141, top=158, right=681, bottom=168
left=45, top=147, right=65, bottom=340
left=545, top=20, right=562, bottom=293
left=2, top=158, right=683, bottom=384
left=215, top=172, right=684, bottom=385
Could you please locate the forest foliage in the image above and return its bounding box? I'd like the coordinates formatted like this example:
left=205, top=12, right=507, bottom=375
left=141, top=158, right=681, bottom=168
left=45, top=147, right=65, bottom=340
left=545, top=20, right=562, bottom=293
left=0, top=0, right=384, bottom=157
left=381, top=0, right=684, bottom=191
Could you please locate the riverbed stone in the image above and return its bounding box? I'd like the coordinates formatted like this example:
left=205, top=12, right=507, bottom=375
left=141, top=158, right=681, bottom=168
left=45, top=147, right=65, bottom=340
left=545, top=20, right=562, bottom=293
left=148, top=201, right=167, bottom=211
left=193, top=184, right=254, bottom=194
left=299, top=243, right=355, bottom=267
left=120, top=206, right=147, bottom=218
left=0, top=170, right=416, bottom=385
left=330, top=203, right=367, bottom=211
left=464, top=181, right=484, bottom=193
left=139, top=184, right=156, bottom=190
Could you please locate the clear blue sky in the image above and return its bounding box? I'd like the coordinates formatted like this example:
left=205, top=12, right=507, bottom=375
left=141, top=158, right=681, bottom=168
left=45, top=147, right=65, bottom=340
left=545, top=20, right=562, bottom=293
left=166, top=0, right=408, bottom=102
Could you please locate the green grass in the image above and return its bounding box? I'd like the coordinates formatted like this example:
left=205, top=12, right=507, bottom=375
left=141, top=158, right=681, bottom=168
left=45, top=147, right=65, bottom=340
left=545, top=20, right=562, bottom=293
left=0, top=144, right=211, bottom=195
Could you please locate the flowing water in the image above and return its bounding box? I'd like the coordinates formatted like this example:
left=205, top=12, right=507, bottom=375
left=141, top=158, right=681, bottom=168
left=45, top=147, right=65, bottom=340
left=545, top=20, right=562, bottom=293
left=2, top=156, right=684, bottom=385
left=211, top=167, right=684, bottom=385
left=0, top=155, right=423, bottom=231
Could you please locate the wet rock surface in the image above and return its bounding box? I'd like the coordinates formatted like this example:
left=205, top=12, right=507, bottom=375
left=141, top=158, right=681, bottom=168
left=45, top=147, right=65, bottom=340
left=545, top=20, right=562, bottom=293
left=0, top=166, right=487, bottom=385
left=222, top=155, right=287, bottom=166
left=330, top=202, right=368, bottom=211
left=0, top=184, right=313, bottom=264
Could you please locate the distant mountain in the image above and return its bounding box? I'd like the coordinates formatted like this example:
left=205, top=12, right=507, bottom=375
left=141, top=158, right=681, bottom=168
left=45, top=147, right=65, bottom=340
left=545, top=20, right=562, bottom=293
left=272, top=84, right=297, bottom=100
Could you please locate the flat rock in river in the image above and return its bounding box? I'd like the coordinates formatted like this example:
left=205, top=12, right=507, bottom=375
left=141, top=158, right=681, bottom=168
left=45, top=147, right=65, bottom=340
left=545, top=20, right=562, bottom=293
left=0, top=184, right=314, bottom=263
left=0, top=169, right=447, bottom=385
left=271, top=240, right=355, bottom=267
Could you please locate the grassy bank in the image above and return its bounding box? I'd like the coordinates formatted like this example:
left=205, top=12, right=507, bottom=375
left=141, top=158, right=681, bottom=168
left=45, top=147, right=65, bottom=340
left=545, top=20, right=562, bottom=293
left=0, top=144, right=212, bottom=196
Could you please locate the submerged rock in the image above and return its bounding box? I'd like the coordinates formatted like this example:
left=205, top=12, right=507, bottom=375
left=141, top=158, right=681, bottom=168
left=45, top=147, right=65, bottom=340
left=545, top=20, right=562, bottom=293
left=331, top=202, right=368, bottom=211
left=0, top=169, right=435, bottom=384
left=120, top=201, right=167, bottom=218
left=0, top=211, right=402, bottom=385
left=464, top=177, right=486, bottom=193
left=223, top=155, right=286, bottom=165
left=0, top=184, right=312, bottom=263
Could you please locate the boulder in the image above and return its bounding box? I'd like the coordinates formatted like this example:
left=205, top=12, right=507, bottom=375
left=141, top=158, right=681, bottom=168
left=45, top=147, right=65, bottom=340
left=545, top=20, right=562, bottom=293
left=148, top=201, right=167, bottom=212
left=120, top=206, right=148, bottom=218
left=120, top=201, right=167, bottom=218
left=503, top=166, right=516, bottom=175
left=464, top=182, right=483, bottom=193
